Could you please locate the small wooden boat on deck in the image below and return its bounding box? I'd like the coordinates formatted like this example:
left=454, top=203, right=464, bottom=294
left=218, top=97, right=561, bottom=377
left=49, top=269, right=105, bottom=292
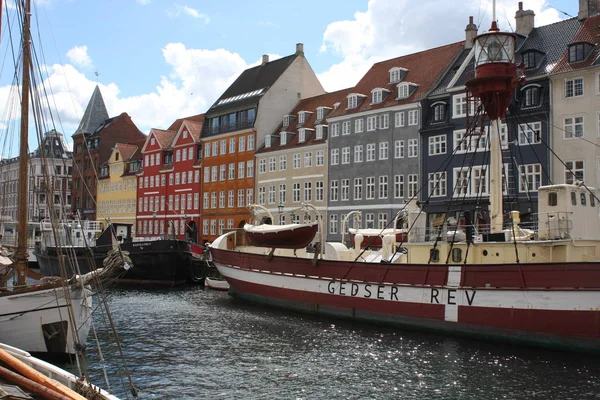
left=349, top=228, right=407, bottom=248
left=243, top=222, right=319, bottom=249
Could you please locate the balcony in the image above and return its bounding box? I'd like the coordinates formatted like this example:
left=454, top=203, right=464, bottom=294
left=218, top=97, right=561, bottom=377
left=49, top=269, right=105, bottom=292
left=203, top=119, right=255, bottom=136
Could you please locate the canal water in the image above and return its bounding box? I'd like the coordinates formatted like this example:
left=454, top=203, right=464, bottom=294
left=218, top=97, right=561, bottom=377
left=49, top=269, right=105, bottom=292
left=78, top=286, right=600, bottom=399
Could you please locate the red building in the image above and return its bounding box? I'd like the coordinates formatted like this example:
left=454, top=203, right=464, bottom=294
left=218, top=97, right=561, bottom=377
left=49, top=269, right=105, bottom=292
left=136, top=116, right=204, bottom=240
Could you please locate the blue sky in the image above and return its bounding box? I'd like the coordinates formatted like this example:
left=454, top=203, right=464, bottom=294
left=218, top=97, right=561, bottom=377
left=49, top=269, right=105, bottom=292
left=0, top=0, right=579, bottom=154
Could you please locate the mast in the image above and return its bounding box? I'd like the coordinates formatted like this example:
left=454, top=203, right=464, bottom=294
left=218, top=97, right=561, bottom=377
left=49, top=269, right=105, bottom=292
left=465, top=5, right=523, bottom=234
left=15, top=0, right=31, bottom=286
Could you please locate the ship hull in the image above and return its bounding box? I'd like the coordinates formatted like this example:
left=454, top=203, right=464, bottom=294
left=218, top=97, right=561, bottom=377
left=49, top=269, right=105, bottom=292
left=36, top=239, right=209, bottom=286
left=0, top=285, right=92, bottom=360
left=211, top=247, right=600, bottom=353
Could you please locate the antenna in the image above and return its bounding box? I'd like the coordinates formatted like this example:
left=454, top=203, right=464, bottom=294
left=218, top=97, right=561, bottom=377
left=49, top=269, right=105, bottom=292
left=492, top=0, right=496, bottom=22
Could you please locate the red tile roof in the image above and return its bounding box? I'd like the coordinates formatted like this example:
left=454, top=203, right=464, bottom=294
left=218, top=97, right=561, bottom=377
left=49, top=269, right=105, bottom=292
left=552, top=15, right=600, bottom=74
left=167, top=113, right=205, bottom=131
left=256, top=87, right=353, bottom=154
left=115, top=143, right=138, bottom=162
left=151, top=128, right=177, bottom=149
left=181, top=119, right=204, bottom=141
left=328, top=41, right=464, bottom=119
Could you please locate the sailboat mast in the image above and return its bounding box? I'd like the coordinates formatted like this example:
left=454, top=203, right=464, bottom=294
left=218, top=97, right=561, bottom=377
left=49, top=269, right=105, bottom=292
left=489, top=119, right=503, bottom=233
left=15, top=0, right=32, bottom=286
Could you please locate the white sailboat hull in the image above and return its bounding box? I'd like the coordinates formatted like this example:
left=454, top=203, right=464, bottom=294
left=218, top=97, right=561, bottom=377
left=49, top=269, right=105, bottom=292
left=0, top=284, right=93, bottom=356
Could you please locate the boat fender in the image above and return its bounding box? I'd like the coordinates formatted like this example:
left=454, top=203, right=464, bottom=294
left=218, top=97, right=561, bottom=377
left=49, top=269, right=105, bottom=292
left=354, top=234, right=364, bottom=252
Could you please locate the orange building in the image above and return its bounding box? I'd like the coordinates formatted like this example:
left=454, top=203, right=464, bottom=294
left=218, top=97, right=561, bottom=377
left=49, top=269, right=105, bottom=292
left=200, top=44, right=324, bottom=241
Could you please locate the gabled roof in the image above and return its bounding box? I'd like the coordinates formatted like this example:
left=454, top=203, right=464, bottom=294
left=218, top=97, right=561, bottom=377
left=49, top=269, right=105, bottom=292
left=128, top=139, right=146, bottom=162
left=328, top=41, right=464, bottom=119
left=143, top=128, right=177, bottom=153
left=114, top=143, right=138, bottom=162
left=256, top=87, right=353, bottom=154
left=206, top=54, right=299, bottom=116
left=167, top=113, right=205, bottom=131
left=180, top=119, right=204, bottom=141
left=517, top=17, right=581, bottom=77
left=429, top=47, right=472, bottom=96
left=73, top=85, right=109, bottom=136
left=552, top=15, right=600, bottom=74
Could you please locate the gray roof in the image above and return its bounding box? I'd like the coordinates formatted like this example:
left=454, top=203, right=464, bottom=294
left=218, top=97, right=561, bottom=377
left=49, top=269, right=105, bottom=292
left=429, top=47, right=471, bottom=97
left=205, top=54, right=298, bottom=116
left=515, top=17, right=581, bottom=77
left=73, top=85, right=109, bottom=136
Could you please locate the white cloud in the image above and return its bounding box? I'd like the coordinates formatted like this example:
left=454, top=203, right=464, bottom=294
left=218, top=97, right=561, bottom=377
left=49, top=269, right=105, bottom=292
left=66, top=45, right=92, bottom=68
left=317, top=0, right=567, bottom=91
left=167, top=4, right=210, bottom=24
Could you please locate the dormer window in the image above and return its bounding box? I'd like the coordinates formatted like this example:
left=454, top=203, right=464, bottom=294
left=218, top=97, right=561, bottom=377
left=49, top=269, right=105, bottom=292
left=265, top=135, right=272, bottom=148
left=298, top=111, right=306, bottom=124
left=283, top=115, right=291, bottom=127
left=372, top=89, right=383, bottom=104
left=348, top=94, right=358, bottom=109
left=334, top=102, right=340, bottom=110
left=316, top=125, right=324, bottom=140
left=389, top=67, right=407, bottom=83
left=569, top=43, right=587, bottom=63
left=397, top=82, right=419, bottom=100
left=299, top=129, right=306, bottom=143
left=316, top=107, right=325, bottom=121
left=522, top=51, right=537, bottom=69
left=521, top=85, right=540, bottom=108
left=431, top=102, right=446, bottom=123
left=280, top=132, right=287, bottom=146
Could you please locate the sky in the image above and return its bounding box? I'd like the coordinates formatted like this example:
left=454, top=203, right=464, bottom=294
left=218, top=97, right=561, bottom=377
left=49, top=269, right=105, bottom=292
left=0, top=0, right=579, bottom=154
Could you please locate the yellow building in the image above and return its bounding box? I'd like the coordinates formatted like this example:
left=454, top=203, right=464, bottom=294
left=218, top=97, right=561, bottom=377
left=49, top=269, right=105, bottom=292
left=97, top=142, right=143, bottom=234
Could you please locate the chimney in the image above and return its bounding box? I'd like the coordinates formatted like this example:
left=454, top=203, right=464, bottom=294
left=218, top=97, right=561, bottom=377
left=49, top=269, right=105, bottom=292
left=296, top=43, right=304, bottom=56
left=464, top=16, right=478, bottom=49
left=515, top=2, right=535, bottom=36
left=261, top=54, right=269, bottom=65
left=579, top=0, right=600, bottom=20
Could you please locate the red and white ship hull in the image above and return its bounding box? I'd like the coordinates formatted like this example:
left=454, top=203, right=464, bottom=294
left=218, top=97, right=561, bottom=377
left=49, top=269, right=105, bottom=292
left=211, top=246, right=600, bottom=353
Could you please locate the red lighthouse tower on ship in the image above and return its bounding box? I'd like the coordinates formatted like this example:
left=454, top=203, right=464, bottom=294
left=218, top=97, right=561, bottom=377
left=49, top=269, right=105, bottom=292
left=466, top=7, right=525, bottom=234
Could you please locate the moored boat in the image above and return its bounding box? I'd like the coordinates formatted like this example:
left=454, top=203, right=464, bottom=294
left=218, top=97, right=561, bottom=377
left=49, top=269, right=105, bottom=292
left=209, top=13, right=600, bottom=354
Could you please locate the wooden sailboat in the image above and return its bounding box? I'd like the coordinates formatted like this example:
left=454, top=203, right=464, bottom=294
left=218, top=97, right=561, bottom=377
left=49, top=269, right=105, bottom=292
left=0, top=0, right=123, bottom=361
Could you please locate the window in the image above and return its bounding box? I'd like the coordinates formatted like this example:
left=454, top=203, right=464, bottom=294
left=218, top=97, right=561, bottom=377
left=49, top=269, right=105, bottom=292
left=378, top=176, right=388, bottom=199
left=355, top=119, right=364, bottom=133
left=279, top=155, right=287, bottom=171
left=330, top=180, right=339, bottom=201
left=220, top=140, right=227, bottom=154
left=279, top=184, right=286, bottom=203
left=212, top=142, right=218, bottom=156
left=408, top=110, right=419, bottom=126
left=564, top=116, right=584, bottom=138
left=258, top=187, right=266, bottom=204
left=280, top=132, right=287, bottom=146
left=298, top=111, right=306, bottom=125
left=522, top=86, right=540, bottom=108
left=408, top=174, right=418, bottom=198
left=522, top=51, right=536, bottom=69
left=569, top=43, right=585, bottom=63
left=329, top=214, right=338, bottom=234
left=378, top=114, right=389, bottom=129
left=348, top=95, right=358, bottom=109
left=237, top=189, right=244, bottom=207
left=239, top=136, right=246, bottom=152
left=353, top=178, right=362, bottom=200
left=330, top=149, right=339, bottom=165
left=379, top=142, right=389, bottom=160
left=519, top=164, right=542, bottom=192
left=330, top=123, right=340, bottom=137
left=211, top=167, right=217, bottom=182
left=389, top=68, right=401, bottom=83
left=298, top=129, right=305, bottom=143
left=365, top=213, right=374, bottom=228
left=432, top=103, right=446, bottom=122
left=316, top=181, right=324, bottom=202
left=366, top=143, right=376, bottom=161
left=265, top=135, right=272, bottom=148
left=316, top=150, right=324, bottom=166
left=565, top=77, right=584, bottom=98
left=367, top=116, right=377, bottom=131
left=428, top=135, right=446, bottom=155
left=246, top=188, right=253, bottom=205
left=378, top=213, right=388, bottom=230
left=394, top=175, right=404, bottom=199
left=342, top=121, right=351, bottom=135
left=408, top=139, right=418, bottom=158
left=453, top=93, right=468, bottom=118
left=269, top=185, right=276, bottom=204
left=372, top=89, right=383, bottom=104
left=341, top=180, right=349, bottom=201
left=518, top=122, right=541, bottom=145
left=304, top=152, right=312, bottom=168
left=341, top=147, right=350, bottom=164
left=283, top=115, right=290, bottom=127
left=258, top=160, right=266, bottom=174
left=293, top=153, right=301, bottom=168
left=454, top=166, right=488, bottom=196
left=366, top=177, right=375, bottom=199
left=395, top=140, right=405, bottom=158
left=238, top=162, right=245, bottom=179
left=316, top=107, right=325, bottom=121
left=229, top=163, right=236, bottom=179
left=395, top=112, right=405, bottom=127
left=565, top=160, right=584, bottom=184
left=429, top=172, right=447, bottom=197
left=315, top=126, right=323, bottom=140
left=248, top=134, right=255, bottom=150
left=398, top=83, right=409, bottom=99
left=247, top=160, right=254, bottom=177
left=354, top=145, right=363, bottom=163
left=268, top=157, right=276, bottom=172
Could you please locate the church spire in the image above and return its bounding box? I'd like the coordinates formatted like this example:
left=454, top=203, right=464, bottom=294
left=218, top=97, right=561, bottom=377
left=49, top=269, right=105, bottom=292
left=74, top=85, right=109, bottom=136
